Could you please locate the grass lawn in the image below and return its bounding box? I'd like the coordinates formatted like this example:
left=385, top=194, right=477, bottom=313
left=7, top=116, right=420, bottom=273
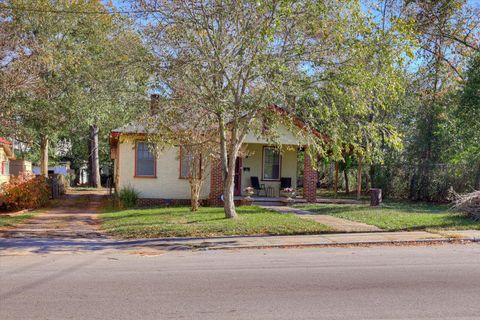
left=316, top=189, right=370, bottom=201
left=101, top=205, right=333, bottom=238
left=0, top=211, right=37, bottom=229
left=297, top=202, right=480, bottom=232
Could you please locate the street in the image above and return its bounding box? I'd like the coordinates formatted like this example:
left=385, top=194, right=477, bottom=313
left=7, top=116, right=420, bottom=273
left=2, top=244, right=480, bottom=319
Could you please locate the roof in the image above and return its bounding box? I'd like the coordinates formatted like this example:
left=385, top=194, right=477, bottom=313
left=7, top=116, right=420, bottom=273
left=110, top=104, right=325, bottom=146
left=0, top=137, right=12, bottom=145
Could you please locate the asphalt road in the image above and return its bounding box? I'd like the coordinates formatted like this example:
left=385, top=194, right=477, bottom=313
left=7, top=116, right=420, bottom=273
left=2, top=244, right=480, bottom=320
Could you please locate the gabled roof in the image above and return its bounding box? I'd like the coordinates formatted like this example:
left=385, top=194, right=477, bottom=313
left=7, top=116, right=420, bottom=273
left=110, top=104, right=326, bottom=147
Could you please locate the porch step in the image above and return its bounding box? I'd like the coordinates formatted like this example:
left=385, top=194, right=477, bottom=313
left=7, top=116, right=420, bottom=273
left=255, top=201, right=284, bottom=207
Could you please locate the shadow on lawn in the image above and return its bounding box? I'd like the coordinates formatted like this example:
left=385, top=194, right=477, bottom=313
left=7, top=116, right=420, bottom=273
left=301, top=202, right=451, bottom=215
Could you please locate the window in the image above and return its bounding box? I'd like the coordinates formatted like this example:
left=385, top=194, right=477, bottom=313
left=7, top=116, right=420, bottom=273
left=179, top=147, right=201, bottom=179
left=135, top=141, right=156, bottom=177
left=263, top=147, right=280, bottom=180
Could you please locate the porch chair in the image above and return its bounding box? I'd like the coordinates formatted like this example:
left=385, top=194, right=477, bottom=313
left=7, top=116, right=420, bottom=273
left=280, top=177, right=292, bottom=189
left=250, top=176, right=266, bottom=197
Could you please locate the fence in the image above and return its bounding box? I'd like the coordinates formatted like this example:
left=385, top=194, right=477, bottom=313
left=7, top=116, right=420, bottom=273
left=312, top=162, right=479, bottom=202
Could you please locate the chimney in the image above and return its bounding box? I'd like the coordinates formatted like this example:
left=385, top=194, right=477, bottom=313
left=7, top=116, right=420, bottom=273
left=150, top=94, right=160, bottom=115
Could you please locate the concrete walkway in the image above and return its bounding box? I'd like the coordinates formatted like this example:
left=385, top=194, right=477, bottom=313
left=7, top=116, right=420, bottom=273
left=263, top=206, right=382, bottom=232
left=0, top=189, right=108, bottom=239
left=1, top=231, right=478, bottom=255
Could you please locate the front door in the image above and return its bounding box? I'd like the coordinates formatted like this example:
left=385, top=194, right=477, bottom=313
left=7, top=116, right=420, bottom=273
left=234, top=158, right=242, bottom=196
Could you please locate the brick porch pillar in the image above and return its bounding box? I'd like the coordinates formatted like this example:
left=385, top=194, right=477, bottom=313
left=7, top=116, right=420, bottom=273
left=303, top=153, right=318, bottom=203
left=209, top=160, right=224, bottom=206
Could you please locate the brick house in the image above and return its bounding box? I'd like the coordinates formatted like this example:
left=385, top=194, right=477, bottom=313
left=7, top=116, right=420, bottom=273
left=110, top=106, right=320, bottom=206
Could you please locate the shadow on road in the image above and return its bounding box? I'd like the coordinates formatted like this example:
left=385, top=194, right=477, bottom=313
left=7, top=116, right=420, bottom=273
left=0, top=236, right=240, bottom=254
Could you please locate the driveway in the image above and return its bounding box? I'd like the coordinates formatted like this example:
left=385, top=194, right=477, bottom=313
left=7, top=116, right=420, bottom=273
left=0, top=189, right=108, bottom=239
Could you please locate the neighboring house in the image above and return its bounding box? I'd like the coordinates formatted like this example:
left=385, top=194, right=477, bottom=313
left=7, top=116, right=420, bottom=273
left=10, top=159, right=33, bottom=176
left=110, top=106, right=320, bottom=206
left=0, top=138, right=15, bottom=185
left=33, top=161, right=72, bottom=176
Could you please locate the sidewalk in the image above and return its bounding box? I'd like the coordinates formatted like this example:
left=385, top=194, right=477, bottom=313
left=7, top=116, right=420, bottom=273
left=2, top=230, right=480, bottom=255
left=263, top=206, right=382, bottom=232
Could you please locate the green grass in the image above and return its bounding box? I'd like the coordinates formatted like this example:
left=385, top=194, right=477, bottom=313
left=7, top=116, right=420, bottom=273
left=101, top=205, right=333, bottom=239
left=0, top=212, right=36, bottom=228
left=297, top=202, right=480, bottom=231
left=316, top=189, right=369, bottom=200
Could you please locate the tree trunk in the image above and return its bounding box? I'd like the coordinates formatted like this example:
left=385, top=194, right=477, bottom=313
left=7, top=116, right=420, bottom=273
left=344, top=168, right=349, bottom=194
left=223, top=166, right=237, bottom=218
left=474, top=163, right=480, bottom=191
left=218, top=115, right=238, bottom=219
left=90, top=124, right=101, bottom=188
left=370, top=165, right=375, bottom=188
left=87, top=134, right=92, bottom=186
left=40, top=135, right=49, bottom=178
left=190, top=179, right=201, bottom=212
left=357, top=158, right=362, bottom=200
left=334, top=161, right=339, bottom=197
left=74, top=168, right=80, bottom=186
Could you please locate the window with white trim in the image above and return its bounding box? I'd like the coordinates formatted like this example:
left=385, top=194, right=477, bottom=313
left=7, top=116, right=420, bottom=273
left=135, top=142, right=155, bottom=177
left=263, top=147, right=280, bottom=180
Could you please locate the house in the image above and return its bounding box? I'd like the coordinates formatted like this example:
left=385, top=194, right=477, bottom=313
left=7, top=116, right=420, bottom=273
left=32, top=161, right=72, bottom=176
left=109, top=106, right=320, bottom=206
left=0, top=138, right=15, bottom=185
left=9, top=159, right=33, bottom=176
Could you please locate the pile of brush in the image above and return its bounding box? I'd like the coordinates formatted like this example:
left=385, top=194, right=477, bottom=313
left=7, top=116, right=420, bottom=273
left=450, top=189, right=480, bottom=221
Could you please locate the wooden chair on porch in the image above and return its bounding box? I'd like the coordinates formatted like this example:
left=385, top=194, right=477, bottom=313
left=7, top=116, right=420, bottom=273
left=250, top=176, right=266, bottom=197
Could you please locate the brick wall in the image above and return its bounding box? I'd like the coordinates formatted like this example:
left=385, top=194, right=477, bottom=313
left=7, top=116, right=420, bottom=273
left=209, top=160, right=224, bottom=206
left=303, top=153, right=318, bottom=203
left=137, top=198, right=208, bottom=207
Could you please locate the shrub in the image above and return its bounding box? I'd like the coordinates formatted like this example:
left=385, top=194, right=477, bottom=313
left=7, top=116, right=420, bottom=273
left=117, top=185, right=140, bottom=208
left=0, top=174, right=50, bottom=211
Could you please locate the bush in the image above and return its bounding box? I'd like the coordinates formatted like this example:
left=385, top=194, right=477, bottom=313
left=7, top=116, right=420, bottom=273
left=117, top=185, right=140, bottom=208
left=0, top=174, right=50, bottom=211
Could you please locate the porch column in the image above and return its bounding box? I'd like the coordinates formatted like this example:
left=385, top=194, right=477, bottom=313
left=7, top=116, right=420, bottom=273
left=303, top=153, right=318, bottom=203
left=209, top=160, right=224, bottom=206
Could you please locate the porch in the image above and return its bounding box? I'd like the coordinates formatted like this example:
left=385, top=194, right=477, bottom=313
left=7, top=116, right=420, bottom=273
left=234, top=195, right=307, bottom=206
left=233, top=195, right=363, bottom=206
left=233, top=143, right=301, bottom=197
left=210, top=141, right=318, bottom=206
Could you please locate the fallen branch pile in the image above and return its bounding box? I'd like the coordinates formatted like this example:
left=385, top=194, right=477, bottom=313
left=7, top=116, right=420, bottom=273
left=451, top=190, right=480, bottom=220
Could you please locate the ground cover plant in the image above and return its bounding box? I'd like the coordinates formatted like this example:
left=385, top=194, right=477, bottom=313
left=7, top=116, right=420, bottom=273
left=101, top=205, right=333, bottom=238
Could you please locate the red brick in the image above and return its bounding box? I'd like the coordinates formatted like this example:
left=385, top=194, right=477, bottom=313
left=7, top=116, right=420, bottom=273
left=304, top=153, right=317, bottom=203
left=209, top=160, right=224, bottom=206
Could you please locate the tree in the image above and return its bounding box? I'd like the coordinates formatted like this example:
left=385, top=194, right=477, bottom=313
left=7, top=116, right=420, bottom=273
left=395, top=0, right=479, bottom=199
left=2, top=0, right=104, bottom=176
left=63, top=11, right=152, bottom=188
left=456, top=54, right=480, bottom=188
left=143, top=97, right=219, bottom=211
left=138, top=0, right=366, bottom=218
left=2, top=1, right=151, bottom=182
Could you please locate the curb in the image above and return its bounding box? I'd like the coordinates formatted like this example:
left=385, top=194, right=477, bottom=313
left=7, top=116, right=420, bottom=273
left=195, top=237, right=480, bottom=251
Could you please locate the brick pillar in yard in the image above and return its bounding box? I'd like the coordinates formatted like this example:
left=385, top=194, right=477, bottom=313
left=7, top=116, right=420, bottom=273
left=209, top=160, right=224, bottom=206
left=303, top=153, right=318, bottom=203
